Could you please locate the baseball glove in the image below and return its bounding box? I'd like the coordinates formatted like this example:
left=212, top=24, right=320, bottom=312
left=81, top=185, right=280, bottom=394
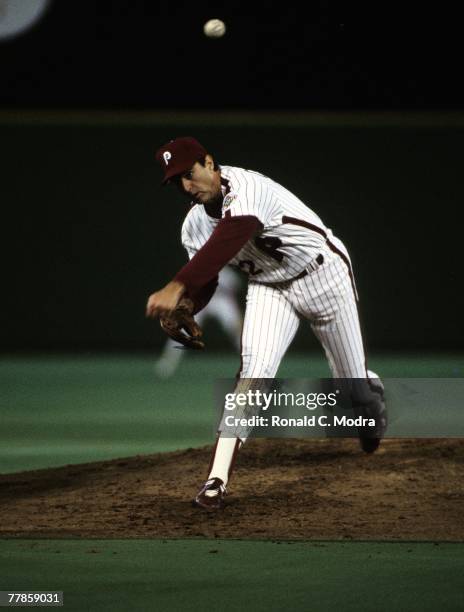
left=159, top=297, right=205, bottom=350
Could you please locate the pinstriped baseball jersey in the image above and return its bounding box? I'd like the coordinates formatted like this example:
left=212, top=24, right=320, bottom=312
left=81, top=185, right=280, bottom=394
left=182, top=165, right=341, bottom=283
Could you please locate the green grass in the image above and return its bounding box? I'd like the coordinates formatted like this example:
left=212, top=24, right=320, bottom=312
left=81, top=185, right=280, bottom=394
left=2, top=354, right=464, bottom=611
left=1, top=539, right=463, bottom=612
left=1, top=353, right=463, bottom=473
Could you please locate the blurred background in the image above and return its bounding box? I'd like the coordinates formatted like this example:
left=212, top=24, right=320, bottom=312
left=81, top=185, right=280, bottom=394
left=1, top=0, right=463, bottom=472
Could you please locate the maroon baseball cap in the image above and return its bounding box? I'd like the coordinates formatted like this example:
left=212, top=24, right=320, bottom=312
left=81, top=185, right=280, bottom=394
left=155, top=137, right=208, bottom=184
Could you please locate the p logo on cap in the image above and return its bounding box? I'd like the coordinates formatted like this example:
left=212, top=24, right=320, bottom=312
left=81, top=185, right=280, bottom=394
left=155, top=137, right=208, bottom=184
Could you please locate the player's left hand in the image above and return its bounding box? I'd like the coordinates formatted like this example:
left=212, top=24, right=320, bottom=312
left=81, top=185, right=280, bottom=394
left=159, top=297, right=205, bottom=350
left=146, top=281, right=185, bottom=318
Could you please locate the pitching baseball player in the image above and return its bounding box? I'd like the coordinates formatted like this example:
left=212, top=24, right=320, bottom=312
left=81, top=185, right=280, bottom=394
left=146, top=137, right=387, bottom=510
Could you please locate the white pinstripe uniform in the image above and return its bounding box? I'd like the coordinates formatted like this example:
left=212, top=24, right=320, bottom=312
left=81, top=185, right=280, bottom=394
left=182, top=165, right=369, bottom=384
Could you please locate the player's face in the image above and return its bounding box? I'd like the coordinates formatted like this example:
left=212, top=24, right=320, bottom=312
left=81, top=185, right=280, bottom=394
left=179, top=156, right=221, bottom=204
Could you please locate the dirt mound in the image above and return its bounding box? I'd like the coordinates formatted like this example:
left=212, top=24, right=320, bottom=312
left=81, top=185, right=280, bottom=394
left=1, top=439, right=463, bottom=540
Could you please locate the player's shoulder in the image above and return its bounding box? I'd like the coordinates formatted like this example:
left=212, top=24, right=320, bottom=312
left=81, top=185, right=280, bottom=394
left=220, top=165, right=272, bottom=190
left=182, top=203, right=206, bottom=225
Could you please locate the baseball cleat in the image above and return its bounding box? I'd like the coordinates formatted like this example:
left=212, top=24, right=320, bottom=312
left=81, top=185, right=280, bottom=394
left=193, top=477, right=227, bottom=510
left=359, top=375, right=387, bottom=454
left=360, top=402, right=387, bottom=454
left=359, top=405, right=387, bottom=453
left=360, top=437, right=381, bottom=453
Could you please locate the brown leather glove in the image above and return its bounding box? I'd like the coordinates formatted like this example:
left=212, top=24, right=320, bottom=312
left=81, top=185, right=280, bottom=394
left=159, top=297, right=205, bottom=350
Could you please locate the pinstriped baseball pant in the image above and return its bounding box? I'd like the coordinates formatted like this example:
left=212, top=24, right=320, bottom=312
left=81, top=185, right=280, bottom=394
left=240, top=248, right=366, bottom=379
left=211, top=249, right=380, bottom=478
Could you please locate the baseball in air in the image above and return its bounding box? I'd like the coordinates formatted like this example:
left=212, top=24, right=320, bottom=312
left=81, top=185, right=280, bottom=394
left=203, top=19, right=226, bottom=38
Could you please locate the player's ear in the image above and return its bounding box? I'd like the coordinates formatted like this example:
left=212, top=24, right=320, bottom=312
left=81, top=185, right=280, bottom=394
left=205, top=154, right=215, bottom=171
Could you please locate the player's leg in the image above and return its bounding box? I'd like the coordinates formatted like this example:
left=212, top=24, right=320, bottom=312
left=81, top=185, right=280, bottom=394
left=194, top=283, right=300, bottom=509
left=311, top=287, right=367, bottom=378
left=289, top=252, right=365, bottom=377
left=291, top=253, right=386, bottom=451
left=211, top=282, right=300, bottom=475
left=239, top=282, right=300, bottom=378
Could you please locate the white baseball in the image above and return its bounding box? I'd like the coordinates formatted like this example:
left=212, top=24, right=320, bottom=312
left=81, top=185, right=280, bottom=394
left=203, top=19, right=226, bottom=39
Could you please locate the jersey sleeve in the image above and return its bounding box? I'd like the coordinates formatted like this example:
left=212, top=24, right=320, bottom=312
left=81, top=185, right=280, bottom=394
left=222, top=173, right=275, bottom=226
left=180, top=213, right=218, bottom=314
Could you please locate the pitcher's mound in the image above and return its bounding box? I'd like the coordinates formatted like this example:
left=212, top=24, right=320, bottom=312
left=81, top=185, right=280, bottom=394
left=1, top=439, right=463, bottom=540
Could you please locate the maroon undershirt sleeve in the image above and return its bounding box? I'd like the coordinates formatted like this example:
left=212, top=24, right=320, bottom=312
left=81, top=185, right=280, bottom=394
left=175, top=215, right=263, bottom=304
left=189, top=277, right=218, bottom=315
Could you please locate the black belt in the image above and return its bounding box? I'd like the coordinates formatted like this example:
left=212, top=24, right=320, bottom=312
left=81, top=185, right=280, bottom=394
left=293, top=253, right=324, bottom=281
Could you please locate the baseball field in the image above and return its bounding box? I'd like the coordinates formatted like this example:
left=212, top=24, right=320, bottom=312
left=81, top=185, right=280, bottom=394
left=2, top=0, right=464, bottom=607
left=1, top=352, right=463, bottom=611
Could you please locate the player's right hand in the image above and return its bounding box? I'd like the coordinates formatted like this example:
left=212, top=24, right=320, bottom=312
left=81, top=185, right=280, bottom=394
left=145, top=281, right=185, bottom=318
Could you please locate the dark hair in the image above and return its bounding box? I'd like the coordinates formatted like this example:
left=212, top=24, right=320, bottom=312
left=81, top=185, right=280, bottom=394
left=198, top=155, right=219, bottom=171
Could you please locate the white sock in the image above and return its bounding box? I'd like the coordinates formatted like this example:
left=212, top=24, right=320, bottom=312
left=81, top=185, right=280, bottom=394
left=208, top=436, right=242, bottom=487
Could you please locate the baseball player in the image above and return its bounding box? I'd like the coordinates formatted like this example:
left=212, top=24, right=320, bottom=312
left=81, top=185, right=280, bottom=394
left=154, top=267, right=243, bottom=378
left=146, top=137, right=387, bottom=510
